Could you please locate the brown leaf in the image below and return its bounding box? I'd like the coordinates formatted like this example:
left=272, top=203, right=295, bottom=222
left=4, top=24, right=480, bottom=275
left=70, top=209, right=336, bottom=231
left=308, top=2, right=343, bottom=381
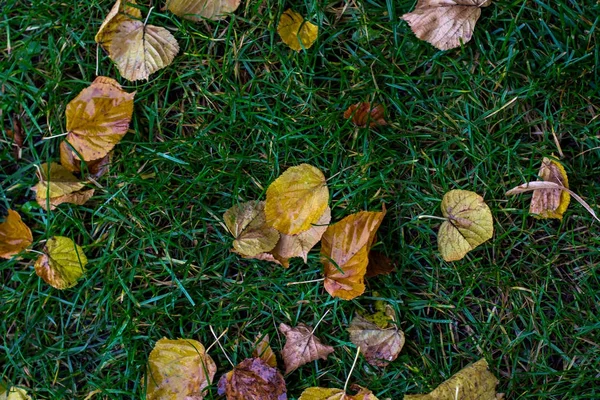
left=217, top=358, right=287, bottom=400
left=401, top=0, right=492, bottom=50
left=529, top=157, right=570, bottom=219
left=347, top=313, right=404, bottom=367
left=60, top=141, right=112, bottom=179
left=344, top=103, right=387, bottom=128
left=365, top=251, right=396, bottom=278
left=252, top=334, right=277, bottom=368
left=279, top=322, right=334, bottom=374
left=0, top=209, right=33, bottom=259
left=6, top=115, right=24, bottom=159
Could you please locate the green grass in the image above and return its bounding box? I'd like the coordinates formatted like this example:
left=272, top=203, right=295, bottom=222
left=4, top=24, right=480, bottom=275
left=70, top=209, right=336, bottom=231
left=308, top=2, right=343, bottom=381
left=2, top=0, right=600, bottom=398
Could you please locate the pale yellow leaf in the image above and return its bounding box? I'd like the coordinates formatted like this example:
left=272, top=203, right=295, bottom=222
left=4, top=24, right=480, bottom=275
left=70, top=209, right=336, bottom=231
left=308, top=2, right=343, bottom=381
left=299, top=387, right=380, bottom=400
left=34, top=236, right=87, bottom=290
left=0, top=384, right=31, bottom=400
left=166, top=0, right=240, bottom=21
left=277, top=9, right=318, bottom=51
left=95, top=0, right=142, bottom=51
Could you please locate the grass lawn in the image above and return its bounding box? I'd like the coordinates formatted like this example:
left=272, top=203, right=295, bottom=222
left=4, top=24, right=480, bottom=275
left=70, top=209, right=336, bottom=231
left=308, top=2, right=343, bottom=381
left=2, top=0, right=600, bottom=398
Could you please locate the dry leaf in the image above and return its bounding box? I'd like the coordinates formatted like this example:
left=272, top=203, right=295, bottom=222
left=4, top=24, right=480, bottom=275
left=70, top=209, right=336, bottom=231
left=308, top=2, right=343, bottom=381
left=347, top=310, right=404, bottom=367
left=437, top=190, right=493, bottom=262
left=320, top=207, right=386, bottom=300
left=146, top=338, right=217, bottom=400
left=6, top=115, right=24, bottom=159
left=265, top=164, right=329, bottom=235
left=217, top=358, right=287, bottom=400
left=404, top=358, right=500, bottom=400
left=279, top=322, right=334, bottom=374
left=33, top=162, right=94, bottom=210
left=0, top=384, right=31, bottom=400
left=344, top=103, right=387, bottom=128
left=277, top=9, right=318, bottom=51
left=401, top=0, right=491, bottom=50
left=95, top=0, right=142, bottom=51
left=253, top=334, right=277, bottom=368
left=34, top=236, right=87, bottom=289
left=166, top=0, right=241, bottom=21
left=0, top=210, right=33, bottom=259
left=60, top=141, right=112, bottom=179
left=529, top=158, right=570, bottom=219
left=271, top=207, right=331, bottom=268
left=65, top=76, right=135, bottom=161
left=299, top=386, right=379, bottom=400
left=365, top=251, right=395, bottom=278
left=224, top=201, right=280, bottom=258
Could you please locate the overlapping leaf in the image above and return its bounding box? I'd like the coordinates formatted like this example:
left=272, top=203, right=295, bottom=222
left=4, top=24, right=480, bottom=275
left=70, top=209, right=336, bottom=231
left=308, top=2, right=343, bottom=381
left=146, top=338, right=216, bottom=400
left=166, top=0, right=241, bottom=21
left=253, top=334, right=277, bottom=368
left=34, top=236, right=87, bottom=289
left=0, top=210, right=33, bottom=259
left=224, top=201, right=280, bottom=258
left=33, top=162, right=94, bottom=210
left=60, top=141, right=112, bottom=179
left=279, top=322, right=334, bottom=374
left=277, top=9, right=318, bottom=51
left=217, top=358, right=287, bottom=400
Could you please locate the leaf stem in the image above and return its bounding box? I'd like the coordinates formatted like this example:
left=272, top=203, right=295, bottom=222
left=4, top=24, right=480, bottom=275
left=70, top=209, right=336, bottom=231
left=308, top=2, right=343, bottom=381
left=311, top=309, right=330, bottom=335
left=144, top=7, right=154, bottom=27
left=287, top=277, right=325, bottom=286
left=417, top=215, right=448, bottom=222
left=42, top=132, right=69, bottom=140
left=343, top=346, right=361, bottom=394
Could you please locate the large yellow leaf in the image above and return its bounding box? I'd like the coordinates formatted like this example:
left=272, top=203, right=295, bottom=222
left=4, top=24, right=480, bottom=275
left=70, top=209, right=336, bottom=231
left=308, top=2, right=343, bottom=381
left=299, top=387, right=379, bottom=400
left=223, top=201, right=280, bottom=257
left=277, top=9, right=318, bottom=51
left=279, top=322, right=334, bottom=374
left=320, top=208, right=385, bottom=300
left=34, top=236, right=87, bottom=289
left=146, top=338, right=217, bottom=400
left=0, top=210, right=33, bottom=259
left=166, top=0, right=241, bottom=21
left=404, top=358, right=500, bottom=400
left=65, top=76, right=135, bottom=161
left=265, top=164, right=329, bottom=235
left=437, top=190, right=493, bottom=262
left=401, top=0, right=491, bottom=50
left=33, top=162, right=94, bottom=210
left=217, top=358, right=287, bottom=400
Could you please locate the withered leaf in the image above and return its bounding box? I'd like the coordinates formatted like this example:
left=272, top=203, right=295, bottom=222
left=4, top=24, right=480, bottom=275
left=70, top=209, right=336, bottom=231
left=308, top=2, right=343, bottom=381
left=146, top=338, right=217, bottom=400
left=344, top=103, right=387, bottom=128
left=34, top=236, right=87, bottom=289
left=166, top=0, right=241, bottom=21
left=253, top=334, right=277, bottom=368
left=60, top=141, right=112, bottom=179
left=365, top=251, right=396, bottom=278
left=279, top=322, right=334, bottom=374
left=347, top=310, right=404, bottom=367
left=33, top=162, right=94, bottom=210
left=277, top=9, right=318, bottom=51
left=217, top=358, right=287, bottom=400
left=404, top=358, right=500, bottom=400
left=320, top=207, right=386, bottom=300
left=529, top=157, right=570, bottom=219
left=299, top=386, right=379, bottom=400
left=0, top=209, right=33, bottom=259
left=401, top=0, right=491, bottom=50
left=223, top=201, right=280, bottom=258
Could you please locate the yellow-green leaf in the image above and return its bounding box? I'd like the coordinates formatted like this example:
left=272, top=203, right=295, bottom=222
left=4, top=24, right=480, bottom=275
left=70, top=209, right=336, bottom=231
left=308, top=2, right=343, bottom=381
left=277, top=9, right=318, bottom=51
left=0, top=210, right=33, bottom=259
left=223, top=201, right=280, bottom=257
left=265, top=164, right=329, bottom=235
left=437, top=190, right=493, bottom=262
left=0, top=384, right=31, bottom=400
left=34, top=236, right=87, bottom=289
left=299, top=387, right=379, bottom=400
left=146, top=338, right=216, bottom=400
left=166, top=0, right=241, bottom=21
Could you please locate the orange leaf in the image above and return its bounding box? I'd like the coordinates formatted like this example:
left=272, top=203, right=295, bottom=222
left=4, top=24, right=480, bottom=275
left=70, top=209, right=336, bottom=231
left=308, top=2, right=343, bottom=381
left=252, top=334, right=277, bottom=368
left=217, top=358, right=287, bottom=400
left=343, top=103, right=387, bottom=128
left=0, top=210, right=33, bottom=259
left=279, top=322, right=334, bottom=374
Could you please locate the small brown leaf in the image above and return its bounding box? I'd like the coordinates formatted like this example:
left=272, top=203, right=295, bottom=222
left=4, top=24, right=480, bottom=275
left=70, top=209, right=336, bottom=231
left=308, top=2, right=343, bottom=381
left=253, top=334, right=277, bottom=368
left=344, top=103, right=387, bottom=128
left=0, top=209, right=33, bottom=259
left=279, top=322, right=334, bottom=374
left=347, top=312, right=404, bottom=367
left=365, top=251, right=396, bottom=278
left=217, top=358, right=287, bottom=400
left=60, top=141, right=111, bottom=179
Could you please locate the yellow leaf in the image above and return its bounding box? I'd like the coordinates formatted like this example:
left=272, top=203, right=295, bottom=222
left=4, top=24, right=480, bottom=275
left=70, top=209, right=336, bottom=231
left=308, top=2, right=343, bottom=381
left=252, top=334, right=277, bottom=368
left=401, top=0, right=491, bottom=50
left=530, top=157, right=570, bottom=219
left=0, top=384, right=31, bottom=400
left=0, top=210, right=33, bottom=259
left=34, top=236, right=87, bottom=289
left=223, top=201, right=280, bottom=257
left=33, top=163, right=94, bottom=210
left=299, top=387, right=380, bottom=400
left=217, top=358, right=287, bottom=400
left=347, top=311, right=404, bottom=367
left=65, top=76, right=135, bottom=161
left=279, top=322, right=334, bottom=374
left=320, top=208, right=385, bottom=300
left=404, top=358, right=500, bottom=400
left=437, top=190, right=493, bottom=262
left=277, top=9, right=318, bottom=51
left=166, top=0, right=241, bottom=21
left=265, top=164, right=329, bottom=235
left=146, top=338, right=216, bottom=400
left=60, top=141, right=112, bottom=179
left=95, top=0, right=142, bottom=51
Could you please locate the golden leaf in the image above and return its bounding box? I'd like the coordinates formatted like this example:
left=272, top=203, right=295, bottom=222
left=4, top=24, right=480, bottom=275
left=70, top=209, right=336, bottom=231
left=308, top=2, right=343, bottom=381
left=404, top=358, right=500, bottom=400
left=320, top=208, right=385, bottom=300
left=33, top=162, right=94, bottom=210
left=223, top=201, right=280, bottom=258
left=252, top=334, right=277, bottom=368
left=146, top=338, right=216, bottom=400
left=347, top=311, right=404, bottom=367
left=279, top=322, right=334, bottom=374
left=265, top=164, right=329, bottom=235
left=217, top=358, right=287, bottom=400
left=299, top=387, right=379, bottom=400
left=60, top=141, right=112, bottom=179
left=277, top=9, right=318, bottom=51
left=34, top=236, right=87, bottom=289
left=65, top=76, right=135, bottom=161
left=343, top=103, right=387, bottom=128
left=0, top=210, right=33, bottom=259
left=166, top=0, right=241, bottom=21
left=0, top=384, right=32, bottom=400
left=437, top=190, right=493, bottom=262
left=401, top=0, right=491, bottom=50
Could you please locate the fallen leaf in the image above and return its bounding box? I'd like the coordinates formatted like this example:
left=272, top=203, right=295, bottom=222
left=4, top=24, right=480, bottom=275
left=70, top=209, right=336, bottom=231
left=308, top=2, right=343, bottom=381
left=65, top=76, right=135, bottom=161
left=95, top=0, right=141, bottom=51
left=277, top=9, right=318, bottom=51
left=299, top=386, right=379, bottom=400
left=33, top=162, right=94, bottom=210
left=529, top=158, right=570, bottom=219
left=320, top=207, right=386, bottom=300
left=279, top=322, right=334, bottom=374
left=224, top=201, right=280, bottom=257
left=365, top=251, right=395, bottom=278
left=271, top=207, right=331, bottom=268
left=344, top=103, right=387, bottom=128
left=146, top=338, right=217, bottom=400
left=166, top=0, right=241, bottom=21
left=265, top=164, right=329, bottom=235
left=401, top=0, right=491, bottom=50
left=252, top=334, right=277, bottom=368
left=34, top=236, right=87, bottom=289
left=437, top=190, right=493, bottom=262
left=0, top=209, right=33, bottom=259
left=217, top=358, right=287, bottom=400
left=60, top=141, right=112, bottom=179
left=347, top=309, right=404, bottom=367
left=404, top=358, right=500, bottom=400
left=6, top=115, right=24, bottom=159
left=0, top=383, right=31, bottom=400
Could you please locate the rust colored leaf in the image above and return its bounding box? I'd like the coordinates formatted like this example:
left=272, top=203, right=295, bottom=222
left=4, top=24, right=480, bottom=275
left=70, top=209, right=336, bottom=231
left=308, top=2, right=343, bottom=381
left=0, top=209, right=33, bottom=259
left=252, top=334, right=277, bottom=368
left=279, top=322, right=334, bottom=374
left=217, top=358, right=287, bottom=400
left=365, top=251, right=396, bottom=278
left=60, top=141, right=112, bottom=178
left=344, top=103, right=387, bottom=128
